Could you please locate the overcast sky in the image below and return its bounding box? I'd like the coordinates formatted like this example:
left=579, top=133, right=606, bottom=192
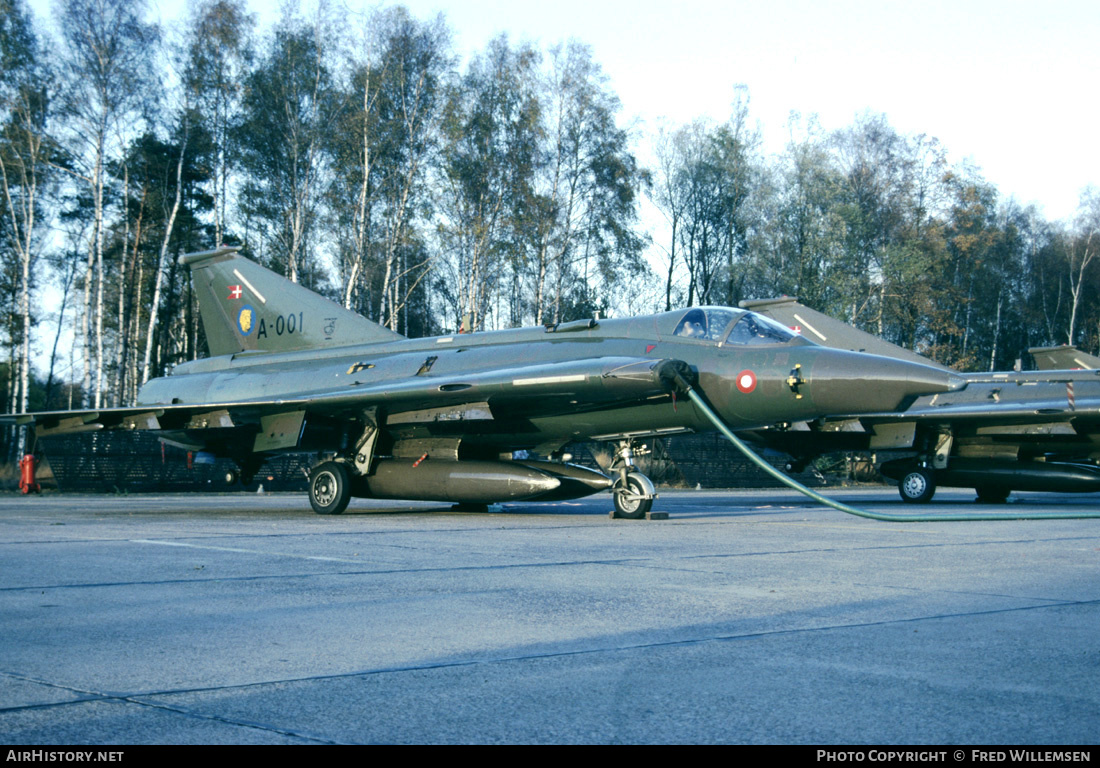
left=390, top=0, right=1098, bottom=221
left=26, top=0, right=1100, bottom=220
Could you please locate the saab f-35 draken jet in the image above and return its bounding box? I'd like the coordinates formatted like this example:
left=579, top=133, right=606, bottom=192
left=7, top=247, right=964, bottom=517
left=743, top=297, right=1100, bottom=504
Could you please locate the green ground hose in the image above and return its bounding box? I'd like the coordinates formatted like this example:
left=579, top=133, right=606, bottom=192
left=680, top=377, right=1100, bottom=522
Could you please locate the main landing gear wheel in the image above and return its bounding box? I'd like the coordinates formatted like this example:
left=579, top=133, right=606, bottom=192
left=613, top=473, right=653, bottom=519
left=309, top=461, right=351, bottom=515
left=898, top=466, right=936, bottom=504
left=975, top=485, right=1010, bottom=504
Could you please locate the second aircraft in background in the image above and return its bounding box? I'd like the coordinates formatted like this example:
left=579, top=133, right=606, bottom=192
left=744, top=297, right=1100, bottom=503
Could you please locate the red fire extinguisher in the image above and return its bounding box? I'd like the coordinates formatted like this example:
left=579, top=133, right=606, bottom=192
left=19, top=454, right=40, bottom=495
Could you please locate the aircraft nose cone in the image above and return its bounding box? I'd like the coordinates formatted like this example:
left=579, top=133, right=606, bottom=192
left=809, top=351, right=966, bottom=414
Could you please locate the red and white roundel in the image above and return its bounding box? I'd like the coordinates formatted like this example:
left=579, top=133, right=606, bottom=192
left=736, top=369, right=757, bottom=394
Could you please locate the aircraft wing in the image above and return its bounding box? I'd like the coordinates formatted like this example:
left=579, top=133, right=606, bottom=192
left=1, top=356, right=686, bottom=440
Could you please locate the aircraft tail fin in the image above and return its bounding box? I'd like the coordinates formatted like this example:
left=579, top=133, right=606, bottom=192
left=1029, top=345, right=1100, bottom=371
left=181, top=246, right=404, bottom=357
left=741, top=297, right=952, bottom=371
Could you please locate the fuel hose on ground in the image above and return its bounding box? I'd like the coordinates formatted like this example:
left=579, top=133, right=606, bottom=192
left=674, top=373, right=1100, bottom=522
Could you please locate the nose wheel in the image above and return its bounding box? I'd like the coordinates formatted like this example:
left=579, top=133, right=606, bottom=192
left=609, top=440, right=658, bottom=518
left=613, top=473, right=654, bottom=519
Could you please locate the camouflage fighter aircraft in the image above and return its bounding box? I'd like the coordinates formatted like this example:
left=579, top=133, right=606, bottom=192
left=6, top=248, right=965, bottom=517
left=742, top=297, right=1100, bottom=504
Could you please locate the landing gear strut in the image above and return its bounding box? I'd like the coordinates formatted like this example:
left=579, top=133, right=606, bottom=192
left=610, top=440, right=657, bottom=519
left=307, top=417, right=378, bottom=515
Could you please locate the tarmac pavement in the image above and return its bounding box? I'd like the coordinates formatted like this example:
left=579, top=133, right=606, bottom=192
left=0, top=487, right=1097, bottom=744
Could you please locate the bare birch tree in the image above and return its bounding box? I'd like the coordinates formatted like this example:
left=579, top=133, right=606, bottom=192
left=237, top=0, right=341, bottom=284
left=185, top=0, right=253, bottom=248
left=1067, top=188, right=1100, bottom=346
left=0, top=0, right=53, bottom=456
left=55, top=0, right=157, bottom=407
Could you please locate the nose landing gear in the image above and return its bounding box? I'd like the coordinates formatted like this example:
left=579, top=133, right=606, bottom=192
left=610, top=440, right=659, bottom=519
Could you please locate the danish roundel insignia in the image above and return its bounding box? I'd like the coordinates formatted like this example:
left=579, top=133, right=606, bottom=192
left=238, top=304, right=255, bottom=336
left=736, top=369, right=757, bottom=394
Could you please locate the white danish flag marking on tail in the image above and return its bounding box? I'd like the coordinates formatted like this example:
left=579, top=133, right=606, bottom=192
left=232, top=268, right=267, bottom=304
left=228, top=285, right=242, bottom=300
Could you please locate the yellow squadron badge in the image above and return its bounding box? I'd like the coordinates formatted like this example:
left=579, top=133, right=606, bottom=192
left=238, top=305, right=255, bottom=336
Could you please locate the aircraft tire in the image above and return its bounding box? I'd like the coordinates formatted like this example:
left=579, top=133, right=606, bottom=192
left=309, top=461, right=351, bottom=515
left=898, top=467, right=936, bottom=504
left=975, top=485, right=1010, bottom=504
left=613, top=473, right=653, bottom=519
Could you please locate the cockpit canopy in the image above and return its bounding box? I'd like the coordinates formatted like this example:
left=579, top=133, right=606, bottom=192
left=670, top=307, right=805, bottom=346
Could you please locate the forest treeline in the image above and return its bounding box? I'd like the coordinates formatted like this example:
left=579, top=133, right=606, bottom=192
left=3, top=0, right=1100, bottom=461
